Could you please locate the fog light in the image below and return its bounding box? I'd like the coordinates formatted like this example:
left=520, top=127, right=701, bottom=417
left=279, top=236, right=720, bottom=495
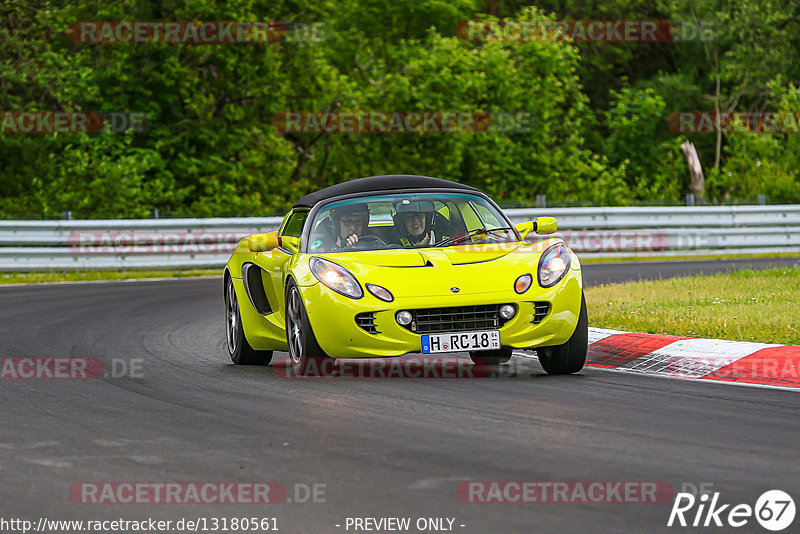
left=499, top=304, right=516, bottom=320
left=396, top=311, right=412, bottom=326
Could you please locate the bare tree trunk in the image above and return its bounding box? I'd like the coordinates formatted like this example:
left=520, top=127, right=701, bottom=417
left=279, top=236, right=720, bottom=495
left=290, top=144, right=312, bottom=183
left=681, top=140, right=705, bottom=204
left=286, top=97, right=341, bottom=182
left=317, top=133, right=333, bottom=184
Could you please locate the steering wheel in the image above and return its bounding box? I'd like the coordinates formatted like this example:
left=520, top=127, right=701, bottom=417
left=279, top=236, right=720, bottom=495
left=344, top=234, right=388, bottom=250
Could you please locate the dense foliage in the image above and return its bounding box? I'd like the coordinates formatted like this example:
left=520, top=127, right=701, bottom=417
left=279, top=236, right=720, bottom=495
left=1, top=0, right=799, bottom=217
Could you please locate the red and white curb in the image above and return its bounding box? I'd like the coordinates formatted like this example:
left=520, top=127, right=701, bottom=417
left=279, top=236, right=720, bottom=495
left=580, top=328, right=800, bottom=391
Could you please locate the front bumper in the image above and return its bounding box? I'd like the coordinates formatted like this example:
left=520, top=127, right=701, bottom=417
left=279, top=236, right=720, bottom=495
left=302, top=268, right=583, bottom=358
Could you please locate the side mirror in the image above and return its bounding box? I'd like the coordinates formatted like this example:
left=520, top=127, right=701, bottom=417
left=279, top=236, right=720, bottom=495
left=514, top=221, right=535, bottom=240
left=534, top=216, right=557, bottom=235
left=246, top=233, right=279, bottom=252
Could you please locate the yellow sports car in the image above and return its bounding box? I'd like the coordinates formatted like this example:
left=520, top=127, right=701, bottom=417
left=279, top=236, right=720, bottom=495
left=223, top=175, right=587, bottom=375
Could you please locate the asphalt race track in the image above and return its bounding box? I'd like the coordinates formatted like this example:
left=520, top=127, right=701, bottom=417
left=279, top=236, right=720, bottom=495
left=583, top=256, right=800, bottom=286
left=2, top=258, right=799, bottom=533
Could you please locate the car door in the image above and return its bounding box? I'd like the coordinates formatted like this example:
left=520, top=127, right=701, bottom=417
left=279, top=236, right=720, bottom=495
left=258, top=209, right=308, bottom=323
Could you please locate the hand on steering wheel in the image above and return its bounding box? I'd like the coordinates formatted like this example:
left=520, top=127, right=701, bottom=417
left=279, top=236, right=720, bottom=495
left=345, top=234, right=387, bottom=249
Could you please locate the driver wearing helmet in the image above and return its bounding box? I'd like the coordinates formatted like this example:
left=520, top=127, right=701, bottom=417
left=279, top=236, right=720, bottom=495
left=391, top=199, right=437, bottom=247
left=330, top=203, right=370, bottom=249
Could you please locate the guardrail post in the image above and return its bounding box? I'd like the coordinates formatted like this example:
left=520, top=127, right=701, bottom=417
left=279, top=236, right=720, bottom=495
left=536, top=194, right=546, bottom=208
left=757, top=195, right=766, bottom=205
left=61, top=210, right=72, bottom=220
left=685, top=193, right=695, bottom=207
left=150, top=209, right=160, bottom=219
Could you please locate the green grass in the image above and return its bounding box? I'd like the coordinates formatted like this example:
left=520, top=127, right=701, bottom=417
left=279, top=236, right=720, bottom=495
left=585, top=267, right=800, bottom=345
left=0, top=269, right=220, bottom=285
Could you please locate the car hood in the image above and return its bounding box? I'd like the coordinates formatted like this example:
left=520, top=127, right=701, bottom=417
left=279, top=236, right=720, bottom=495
left=314, top=240, right=564, bottom=298
left=331, top=243, right=519, bottom=268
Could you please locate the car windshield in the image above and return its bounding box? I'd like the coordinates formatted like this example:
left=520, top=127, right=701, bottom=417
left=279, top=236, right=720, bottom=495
left=306, top=192, right=517, bottom=253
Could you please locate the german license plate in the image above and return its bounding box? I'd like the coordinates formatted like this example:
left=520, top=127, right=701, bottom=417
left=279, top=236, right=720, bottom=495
left=421, top=330, right=501, bottom=354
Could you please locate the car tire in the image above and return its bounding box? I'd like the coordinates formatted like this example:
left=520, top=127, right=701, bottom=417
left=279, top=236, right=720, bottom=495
left=285, top=279, right=332, bottom=375
left=469, top=347, right=513, bottom=367
left=225, top=276, right=273, bottom=365
left=537, top=293, right=588, bottom=375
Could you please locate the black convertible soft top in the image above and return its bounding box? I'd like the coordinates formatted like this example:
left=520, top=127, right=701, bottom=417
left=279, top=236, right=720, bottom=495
left=292, top=175, right=480, bottom=209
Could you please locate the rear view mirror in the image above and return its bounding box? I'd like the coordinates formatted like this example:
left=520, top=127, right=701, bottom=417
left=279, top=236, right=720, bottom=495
left=247, top=233, right=279, bottom=252
left=534, top=217, right=557, bottom=235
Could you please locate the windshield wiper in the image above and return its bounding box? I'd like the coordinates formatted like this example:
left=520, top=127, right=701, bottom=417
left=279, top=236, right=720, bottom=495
left=434, top=227, right=515, bottom=247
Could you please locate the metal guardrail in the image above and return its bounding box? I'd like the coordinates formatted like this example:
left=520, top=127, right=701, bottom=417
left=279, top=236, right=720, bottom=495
left=504, top=204, right=800, bottom=228
left=0, top=217, right=283, bottom=271
left=1, top=206, right=799, bottom=270
left=0, top=217, right=284, bottom=246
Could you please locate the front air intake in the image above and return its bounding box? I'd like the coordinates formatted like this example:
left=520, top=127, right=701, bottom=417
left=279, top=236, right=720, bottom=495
left=355, top=312, right=379, bottom=334
left=532, top=302, right=550, bottom=324
left=399, top=305, right=509, bottom=334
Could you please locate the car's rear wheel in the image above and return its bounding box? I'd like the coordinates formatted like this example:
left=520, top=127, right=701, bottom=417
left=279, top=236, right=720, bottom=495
left=225, top=276, right=273, bottom=365
left=537, top=294, right=588, bottom=375
left=469, top=347, right=513, bottom=367
left=285, top=279, right=331, bottom=375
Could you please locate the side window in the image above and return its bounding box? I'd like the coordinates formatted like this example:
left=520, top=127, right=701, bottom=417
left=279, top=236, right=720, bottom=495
left=457, top=200, right=483, bottom=231
left=279, top=210, right=308, bottom=253
left=442, top=201, right=466, bottom=233
left=471, top=202, right=502, bottom=228
left=431, top=201, right=462, bottom=239
left=281, top=210, right=308, bottom=238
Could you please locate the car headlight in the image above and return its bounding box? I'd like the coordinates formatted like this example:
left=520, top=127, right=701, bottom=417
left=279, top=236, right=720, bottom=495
left=538, top=243, right=572, bottom=288
left=309, top=257, right=363, bottom=299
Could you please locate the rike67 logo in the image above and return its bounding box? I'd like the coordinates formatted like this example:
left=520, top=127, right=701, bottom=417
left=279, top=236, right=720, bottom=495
left=668, top=489, right=795, bottom=531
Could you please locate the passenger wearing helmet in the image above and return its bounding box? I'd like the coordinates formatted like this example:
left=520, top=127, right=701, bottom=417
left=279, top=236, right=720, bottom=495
left=391, top=199, right=437, bottom=247
left=330, top=203, right=370, bottom=249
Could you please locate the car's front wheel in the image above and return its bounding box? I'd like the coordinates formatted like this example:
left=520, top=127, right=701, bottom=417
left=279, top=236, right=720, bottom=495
left=285, top=279, right=332, bottom=375
left=225, top=276, right=273, bottom=365
left=536, top=294, right=588, bottom=375
left=469, top=347, right=513, bottom=367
